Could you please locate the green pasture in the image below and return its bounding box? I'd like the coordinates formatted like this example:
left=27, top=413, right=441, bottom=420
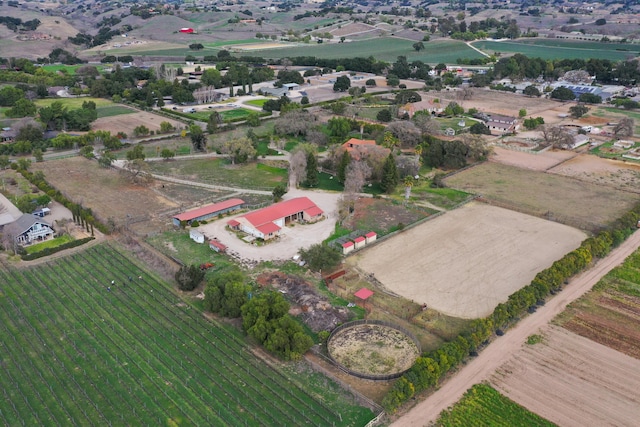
left=0, top=244, right=373, bottom=425
left=408, top=185, right=471, bottom=210
left=245, top=99, right=269, bottom=107
left=593, top=107, right=640, bottom=135
left=24, top=234, right=74, bottom=254
left=96, top=105, right=136, bottom=118
left=147, top=158, right=287, bottom=190
left=190, top=107, right=255, bottom=122
left=471, top=39, right=640, bottom=61
left=147, top=230, right=234, bottom=269
left=436, top=384, right=556, bottom=427
left=34, top=97, right=114, bottom=109
left=246, top=38, right=484, bottom=64
left=41, top=64, right=105, bottom=75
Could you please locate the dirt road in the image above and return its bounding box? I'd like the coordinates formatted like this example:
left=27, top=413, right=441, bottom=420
left=391, top=229, right=640, bottom=427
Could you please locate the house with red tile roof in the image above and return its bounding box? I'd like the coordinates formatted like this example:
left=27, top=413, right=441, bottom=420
left=341, top=138, right=390, bottom=160
left=227, top=197, right=323, bottom=240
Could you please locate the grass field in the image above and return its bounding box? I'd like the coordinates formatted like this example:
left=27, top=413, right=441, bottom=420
left=34, top=97, right=114, bottom=109
left=554, top=248, right=640, bottom=359
left=0, top=244, right=374, bottom=425
left=147, top=158, right=288, bottom=191
left=408, top=185, right=470, bottom=210
left=245, top=99, right=268, bottom=107
left=472, top=39, right=639, bottom=61
left=40, top=64, right=106, bottom=75
left=436, top=383, right=556, bottom=427
left=444, top=162, right=640, bottom=232
left=96, top=105, right=136, bottom=119
left=24, top=235, right=74, bottom=254
left=190, top=108, right=256, bottom=122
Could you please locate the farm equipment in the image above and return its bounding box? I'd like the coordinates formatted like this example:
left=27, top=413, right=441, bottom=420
left=199, top=263, right=215, bottom=271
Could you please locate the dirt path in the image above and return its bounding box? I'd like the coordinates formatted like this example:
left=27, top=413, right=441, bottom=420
left=391, top=229, right=640, bottom=427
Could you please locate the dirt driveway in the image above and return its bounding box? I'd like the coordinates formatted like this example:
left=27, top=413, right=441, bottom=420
left=198, top=188, right=341, bottom=262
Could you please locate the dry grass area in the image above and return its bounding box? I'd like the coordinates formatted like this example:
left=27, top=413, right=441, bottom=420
left=92, top=111, right=185, bottom=136
left=490, top=326, right=640, bottom=427
left=232, top=42, right=289, bottom=51
left=548, top=154, right=640, bottom=194
left=354, top=202, right=585, bottom=319
left=445, top=162, right=640, bottom=232
left=328, top=324, right=419, bottom=376
left=490, top=146, right=576, bottom=171
left=32, top=157, right=177, bottom=231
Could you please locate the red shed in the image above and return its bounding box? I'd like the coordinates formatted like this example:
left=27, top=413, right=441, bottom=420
left=180, top=28, right=194, bottom=34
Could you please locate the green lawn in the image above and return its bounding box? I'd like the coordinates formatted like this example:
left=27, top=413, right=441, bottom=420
left=471, top=39, right=639, bottom=61
left=245, top=99, right=269, bottom=107
left=0, top=243, right=374, bottom=426
left=96, top=105, right=136, bottom=118
left=25, top=234, right=74, bottom=254
left=409, top=185, right=471, bottom=210
left=436, top=384, right=556, bottom=427
left=41, top=64, right=106, bottom=75
left=147, top=158, right=288, bottom=191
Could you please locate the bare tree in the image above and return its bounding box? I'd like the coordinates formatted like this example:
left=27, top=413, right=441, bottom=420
left=306, top=129, right=328, bottom=147
left=542, top=125, right=574, bottom=148
left=387, top=121, right=422, bottom=147
left=357, top=145, right=390, bottom=181
left=216, top=137, right=256, bottom=164
left=458, top=86, right=474, bottom=101
left=274, top=110, right=317, bottom=136
left=562, top=70, right=592, bottom=84
left=123, top=159, right=152, bottom=183
left=396, top=155, right=420, bottom=178
left=288, top=149, right=307, bottom=188
left=344, top=160, right=371, bottom=194
left=412, top=114, right=441, bottom=136
left=614, top=117, right=635, bottom=137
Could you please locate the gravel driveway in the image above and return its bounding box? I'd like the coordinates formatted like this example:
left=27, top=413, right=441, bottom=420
left=197, top=189, right=341, bottom=262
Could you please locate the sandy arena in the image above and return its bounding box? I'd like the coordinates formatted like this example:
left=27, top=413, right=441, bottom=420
left=354, top=202, right=586, bottom=319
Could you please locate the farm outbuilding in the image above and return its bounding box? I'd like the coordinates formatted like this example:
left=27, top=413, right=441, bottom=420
left=173, top=198, right=245, bottom=226
left=179, top=27, right=194, bottom=33
left=354, top=236, right=366, bottom=250
left=227, top=197, right=324, bottom=241
left=342, top=241, right=354, bottom=255
left=209, top=239, right=227, bottom=253
left=189, top=230, right=205, bottom=244
left=365, top=231, right=377, bottom=244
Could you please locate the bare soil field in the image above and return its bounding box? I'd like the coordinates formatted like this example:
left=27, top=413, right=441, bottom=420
left=422, top=89, right=572, bottom=124
left=490, top=146, right=576, bottom=171
left=91, top=111, right=185, bottom=137
left=233, top=42, right=289, bottom=51
left=32, top=157, right=178, bottom=232
left=547, top=154, right=640, bottom=193
left=490, top=326, right=640, bottom=427
left=445, top=162, right=640, bottom=232
left=328, top=324, right=419, bottom=376
left=354, top=202, right=585, bottom=319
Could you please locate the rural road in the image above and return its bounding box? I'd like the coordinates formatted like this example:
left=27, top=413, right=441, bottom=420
left=392, top=229, right=640, bottom=427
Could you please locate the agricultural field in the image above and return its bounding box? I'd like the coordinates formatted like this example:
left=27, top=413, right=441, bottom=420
left=445, top=162, right=640, bottom=232
left=0, top=244, right=374, bottom=426
left=246, top=38, right=484, bottom=64
left=354, top=202, right=586, bottom=319
left=591, top=106, right=640, bottom=135
left=436, top=383, right=555, bottom=427
left=31, top=156, right=179, bottom=234
left=489, top=326, right=640, bottom=427
left=547, top=154, right=640, bottom=194
left=147, top=158, right=288, bottom=191
left=472, top=39, right=639, bottom=61
left=91, top=111, right=185, bottom=137
left=41, top=64, right=106, bottom=75
left=554, top=249, right=640, bottom=359
left=35, top=97, right=114, bottom=109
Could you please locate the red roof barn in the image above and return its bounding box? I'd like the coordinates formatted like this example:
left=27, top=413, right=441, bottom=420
left=227, top=197, right=323, bottom=240
left=179, top=28, right=194, bottom=33
left=173, top=198, right=245, bottom=226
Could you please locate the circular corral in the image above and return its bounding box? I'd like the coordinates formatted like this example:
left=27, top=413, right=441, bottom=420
left=327, top=321, right=420, bottom=380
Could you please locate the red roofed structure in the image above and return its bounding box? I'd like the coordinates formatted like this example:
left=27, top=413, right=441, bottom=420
left=342, top=138, right=376, bottom=152
left=354, top=236, right=366, bottom=250
left=354, top=287, right=374, bottom=300
left=227, top=197, right=324, bottom=240
left=365, top=231, right=377, bottom=244
left=179, top=27, right=194, bottom=33
left=173, top=198, right=245, bottom=226
left=342, top=240, right=354, bottom=255
left=209, top=240, right=227, bottom=253
left=341, top=138, right=390, bottom=160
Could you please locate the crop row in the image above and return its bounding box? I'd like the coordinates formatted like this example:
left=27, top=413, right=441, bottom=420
left=0, top=244, right=354, bottom=426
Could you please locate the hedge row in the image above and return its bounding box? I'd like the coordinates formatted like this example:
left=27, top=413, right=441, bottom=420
left=382, top=202, right=640, bottom=413
left=18, top=169, right=110, bottom=235
left=21, top=237, right=95, bottom=261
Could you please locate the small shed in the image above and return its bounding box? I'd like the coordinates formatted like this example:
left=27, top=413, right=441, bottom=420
left=354, top=236, right=366, bottom=250
left=365, top=231, right=377, bottom=244
left=209, top=239, right=227, bottom=253
left=354, top=287, right=374, bottom=313
left=342, top=241, right=354, bottom=255
left=189, top=230, right=205, bottom=244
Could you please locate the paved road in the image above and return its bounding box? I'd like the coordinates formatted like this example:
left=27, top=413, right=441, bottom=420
left=392, top=229, right=640, bottom=426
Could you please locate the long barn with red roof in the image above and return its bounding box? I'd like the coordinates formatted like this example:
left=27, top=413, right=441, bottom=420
left=227, top=197, right=323, bottom=240
left=173, top=198, right=245, bottom=226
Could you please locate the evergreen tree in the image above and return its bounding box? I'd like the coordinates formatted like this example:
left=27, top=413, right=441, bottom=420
left=380, top=153, right=399, bottom=193
left=337, top=150, right=351, bottom=183
left=305, top=151, right=318, bottom=187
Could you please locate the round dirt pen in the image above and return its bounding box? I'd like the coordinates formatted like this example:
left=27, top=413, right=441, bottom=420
left=327, top=320, right=421, bottom=381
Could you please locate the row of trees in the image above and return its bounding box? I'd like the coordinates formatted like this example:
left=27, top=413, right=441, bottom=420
left=383, top=202, right=640, bottom=413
